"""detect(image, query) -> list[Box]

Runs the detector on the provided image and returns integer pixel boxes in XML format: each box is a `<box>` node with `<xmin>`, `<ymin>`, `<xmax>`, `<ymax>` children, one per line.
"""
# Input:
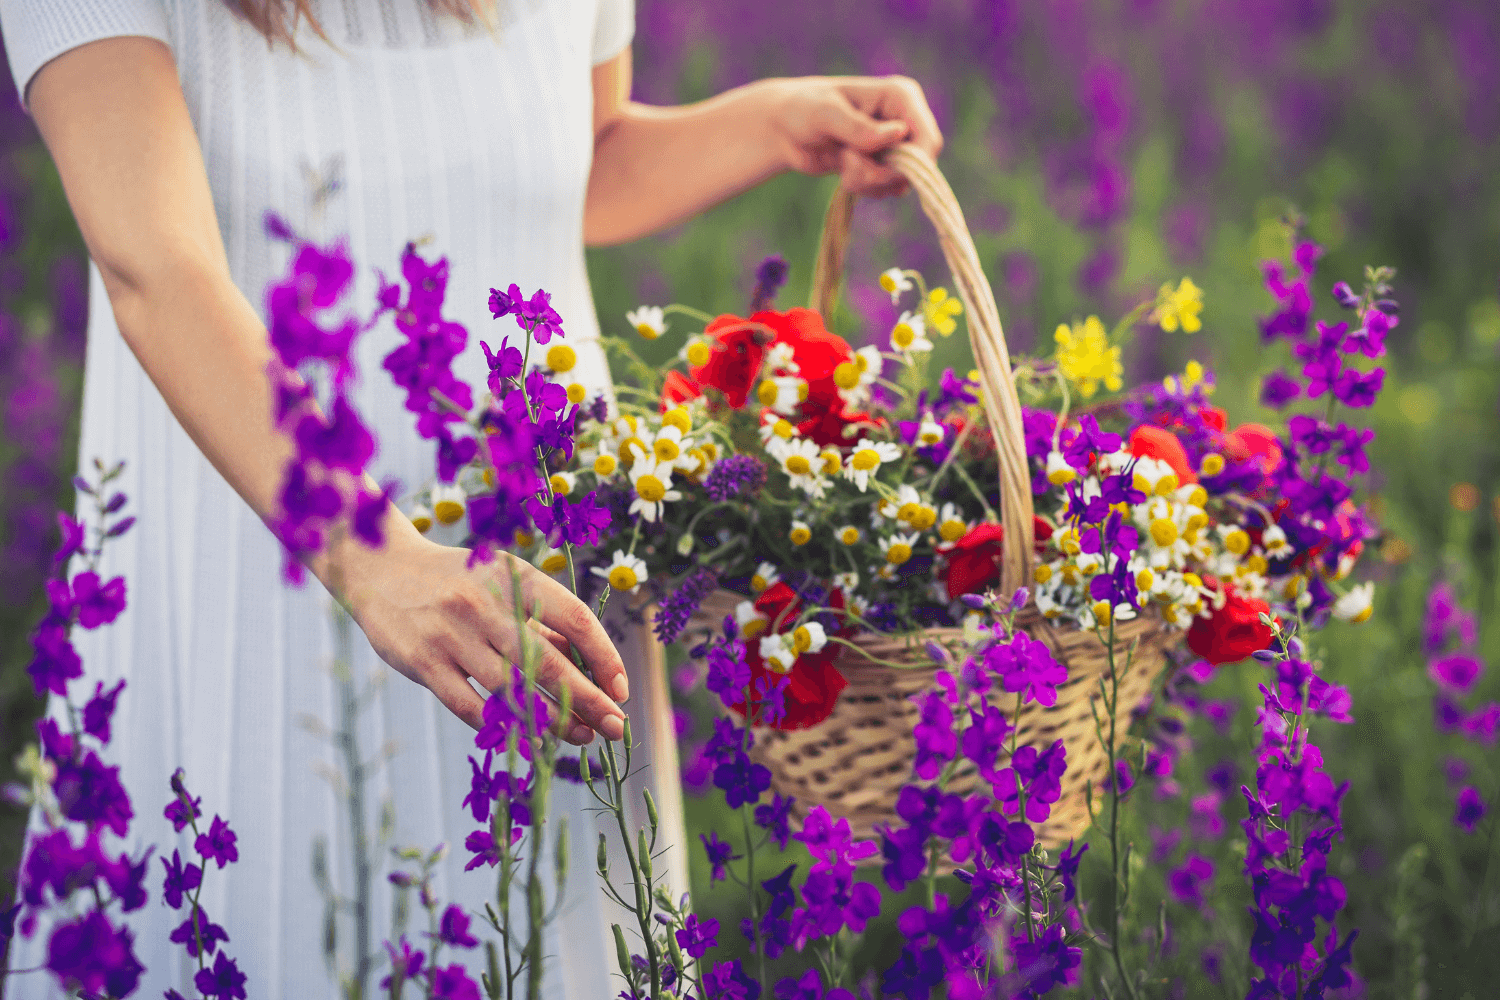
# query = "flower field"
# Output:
<box><xmin>1</xmin><ymin>2</ymin><xmax>1499</xmax><ymax>997</ymax></box>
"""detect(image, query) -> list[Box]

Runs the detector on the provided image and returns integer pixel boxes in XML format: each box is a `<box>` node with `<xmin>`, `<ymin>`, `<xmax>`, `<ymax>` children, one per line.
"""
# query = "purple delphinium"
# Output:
<box><xmin>1455</xmin><ymin>787</ymin><xmax>1488</xmax><ymax>833</ymax></box>
<box><xmin>654</xmin><ymin>567</ymin><xmax>720</xmax><ymax>645</ymax></box>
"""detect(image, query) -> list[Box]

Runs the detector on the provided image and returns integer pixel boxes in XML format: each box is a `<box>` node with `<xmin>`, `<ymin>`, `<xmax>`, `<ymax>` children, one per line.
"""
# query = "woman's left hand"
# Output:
<box><xmin>768</xmin><ymin>75</ymin><xmax>945</xmax><ymax>198</ymax></box>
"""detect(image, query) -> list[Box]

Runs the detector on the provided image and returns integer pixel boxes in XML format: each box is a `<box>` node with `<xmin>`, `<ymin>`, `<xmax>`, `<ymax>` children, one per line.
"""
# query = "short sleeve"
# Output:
<box><xmin>591</xmin><ymin>0</ymin><xmax>633</xmax><ymax>66</ymax></box>
<box><xmin>0</xmin><ymin>0</ymin><xmax>172</xmax><ymax>113</ymax></box>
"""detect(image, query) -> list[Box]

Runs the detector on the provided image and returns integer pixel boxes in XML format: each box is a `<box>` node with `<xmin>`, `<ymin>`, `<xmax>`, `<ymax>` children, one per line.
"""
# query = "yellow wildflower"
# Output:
<box><xmin>922</xmin><ymin>287</ymin><xmax>964</xmax><ymax>337</ymax></box>
<box><xmin>1053</xmin><ymin>316</ymin><xmax>1122</xmax><ymax>398</ymax></box>
<box><xmin>1151</xmin><ymin>277</ymin><xmax>1203</xmax><ymax>333</ymax></box>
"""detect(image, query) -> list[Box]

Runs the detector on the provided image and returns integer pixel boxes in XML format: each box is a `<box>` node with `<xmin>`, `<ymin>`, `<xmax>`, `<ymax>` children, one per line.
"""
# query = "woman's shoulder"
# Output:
<box><xmin>0</xmin><ymin>0</ymin><xmax>176</xmax><ymax>113</ymax></box>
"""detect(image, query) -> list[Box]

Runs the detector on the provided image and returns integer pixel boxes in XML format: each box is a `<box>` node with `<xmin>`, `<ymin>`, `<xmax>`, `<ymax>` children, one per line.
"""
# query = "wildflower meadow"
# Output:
<box><xmin>1</xmin><ymin>3</ymin><xmax>1499</xmax><ymax>999</ymax></box>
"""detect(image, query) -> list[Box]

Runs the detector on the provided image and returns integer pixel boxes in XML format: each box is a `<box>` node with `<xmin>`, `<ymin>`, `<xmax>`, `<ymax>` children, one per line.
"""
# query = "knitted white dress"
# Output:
<box><xmin>0</xmin><ymin>1</ymin><xmax>688</xmax><ymax>997</ymax></box>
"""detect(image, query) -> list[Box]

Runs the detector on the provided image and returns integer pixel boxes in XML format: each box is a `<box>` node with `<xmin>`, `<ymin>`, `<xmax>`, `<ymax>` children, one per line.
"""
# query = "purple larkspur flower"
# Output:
<box><xmin>1429</xmin><ymin>653</ymin><xmax>1484</xmax><ymax>695</ymax></box>
<box><xmin>26</xmin><ymin>616</ymin><xmax>82</xmax><ymax>697</ymax></box>
<box><xmin>1051</xmin><ymin>841</ymin><xmax>1088</xmax><ymax>902</ymax></box>
<box><xmin>754</xmin><ymin>792</ymin><xmax>795</xmax><ymax>850</ymax></box>
<box><xmin>700</xmin><ymin>831</ymin><xmax>740</xmax><ymax>882</ymax></box>
<box><xmin>1455</xmin><ymin>786</ymin><xmax>1488</xmax><ymax>833</ymax></box>
<box><xmin>195</xmin><ymin>815</ymin><xmax>239</xmax><ymax>869</ymax></box>
<box><xmin>675</xmin><ymin>912</ymin><xmax>720</xmax><ymax>959</ymax></box>
<box><xmin>1332</xmin><ymin>366</ymin><xmax>1384</xmax><ymax>408</ymax></box>
<box><xmin>53</xmin><ymin>749</ymin><xmax>133</xmax><ymax>837</ymax></box>
<box><xmin>527</xmin><ymin>491</ymin><xmax>611</xmax><ymax>548</ymax></box>
<box><xmin>1167</xmin><ymin>853</ymin><xmax>1215</xmax><ymax>907</ymax></box>
<box><xmin>910</xmin><ymin>685</ymin><xmax>957</xmax><ymax>781</ymax></box>
<box><xmin>704</xmin><ymin>959</ymin><xmax>761</xmax><ymax>1000</ymax></box>
<box><xmin>381</xmin><ymin>937</ymin><xmax>426</xmax><ymax>991</ymax></box>
<box><xmin>52</xmin><ymin>511</ymin><xmax>84</xmax><ymax>569</ymax></box>
<box><xmin>438</xmin><ymin>904</ymin><xmax>480</xmax><ymax>948</ymax></box>
<box><xmin>161</xmin><ymin>849</ymin><xmax>202</xmax><ymax>910</ymax></box>
<box><xmin>1260</xmin><ymin>370</ymin><xmax>1302</xmax><ymax>408</ymax></box>
<box><xmin>1008</xmin><ymin>922</ymin><xmax>1082</xmax><ymax>993</ymax></box>
<box><xmin>45</xmin><ymin>910</ymin><xmax>144</xmax><ymax>1000</ymax></box>
<box><xmin>750</xmin><ymin>254</ymin><xmax>789</xmax><ymax>312</ymax></box>
<box><xmin>195</xmin><ymin>950</ymin><xmax>248</xmax><ymax>1000</ymax></box>
<box><xmin>170</xmin><ymin>907</ymin><xmax>229</xmax><ymax>958</ymax></box>
<box><xmin>81</xmin><ymin>679</ymin><xmax>126</xmax><ymax>744</ymax></box>
<box><xmin>982</xmin><ymin>631</ymin><xmax>1067</xmax><ymax>708</ymax></box>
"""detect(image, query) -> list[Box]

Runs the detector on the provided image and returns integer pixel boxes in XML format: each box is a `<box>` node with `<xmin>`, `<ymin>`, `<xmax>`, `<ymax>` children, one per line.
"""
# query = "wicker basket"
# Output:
<box><xmin>697</xmin><ymin>145</ymin><xmax>1182</xmax><ymax>849</ymax></box>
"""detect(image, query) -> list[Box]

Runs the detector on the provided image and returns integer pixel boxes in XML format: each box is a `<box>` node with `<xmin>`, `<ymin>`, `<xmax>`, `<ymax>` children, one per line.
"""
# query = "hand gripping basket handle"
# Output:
<box><xmin>809</xmin><ymin>143</ymin><xmax>1036</xmax><ymax>594</ymax></box>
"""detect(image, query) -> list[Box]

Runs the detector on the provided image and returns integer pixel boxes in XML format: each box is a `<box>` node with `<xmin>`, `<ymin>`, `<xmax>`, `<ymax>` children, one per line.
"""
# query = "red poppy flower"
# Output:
<box><xmin>725</xmin><ymin>582</ymin><xmax>851</xmax><ymax>730</ymax></box>
<box><xmin>689</xmin><ymin>314</ymin><xmax>771</xmax><ymax>409</ymax></box>
<box><xmin>1128</xmin><ymin>425</ymin><xmax>1197</xmax><ymax>485</ymax></box>
<box><xmin>1186</xmin><ymin>581</ymin><xmax>1274</xmax><ymax>665</ymax></box>
<box><xmin>1200</xmin><ymin>406</ymin><xmax>1228</xmax><ymax>432</ymax></box>
<box><xmin>660</xmin><ymin>369</ymin><xmax>703</xmax><ymax>411</ymax></box>
<box><xmin>1224</xmin><ymin>422</ymin><xmax>1283</xmax><ymax>475</ymax></box>
<box><xmin>944</xmin><ymin>522</ymin><xmax>1006</xmax><ymax>601</ymax></box>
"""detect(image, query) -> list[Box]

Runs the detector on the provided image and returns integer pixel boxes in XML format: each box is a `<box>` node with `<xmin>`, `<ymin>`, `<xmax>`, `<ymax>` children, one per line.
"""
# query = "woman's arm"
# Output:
<box><xmin>28</xmin><ymin>37</ymin><xmax>628</xmax><ymax>740</ymax></box>
<box><xmin>585</xmin><ymin>49</ymin><xmax>944</xmax><ymax>247</ymax></box>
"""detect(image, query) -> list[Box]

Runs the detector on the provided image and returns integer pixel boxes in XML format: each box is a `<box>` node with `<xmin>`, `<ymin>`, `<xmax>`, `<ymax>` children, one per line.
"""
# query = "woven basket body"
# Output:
<box><xmin>700</xmin><ymin>145</ymin><xmax>1182</xmax><ymax>850</ymax></box>
<box><xmin>694</xmin><ymin>592</ymin><xmax>1174</xmax><ymax>848</ymax></box>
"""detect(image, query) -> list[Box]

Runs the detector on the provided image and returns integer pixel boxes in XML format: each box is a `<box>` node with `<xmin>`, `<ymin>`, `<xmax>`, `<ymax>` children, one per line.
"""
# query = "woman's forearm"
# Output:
<box><xmin>583</xmin><ymin>78</ymin><xmax>794</xmax><ymax>247</ymax></box>
<box><xmin>105</xmin><ymin>257</ymin><xmax>424</xmax><ymax>595</ymax></box>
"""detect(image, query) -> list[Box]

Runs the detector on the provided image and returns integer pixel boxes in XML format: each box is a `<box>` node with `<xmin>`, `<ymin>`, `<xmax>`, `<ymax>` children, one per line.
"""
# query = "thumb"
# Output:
<box><xmin>821</xmin><ymin>98</ymin><xmax>909</xmax><ymax>155</ymax></box>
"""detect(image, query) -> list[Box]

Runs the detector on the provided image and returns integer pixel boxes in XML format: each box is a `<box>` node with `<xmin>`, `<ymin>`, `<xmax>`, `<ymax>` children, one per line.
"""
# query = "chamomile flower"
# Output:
<box><xmin>758</xmin><ymin>414</ymin><xmax>798</xmax><ymax>447</ymax></box>
<box><xmin>915</xmin><ymin>412</ymin><xmax>945</xmax><ymax>447</ymax></box>
<box><xmin>547</xmin><ymin>471</ymin><xmax>576</xmax><ymax>497</ymax></box>
<box><xmin>766</xmin><ymin>342</ymin><xmax>799</xmax><ymax>373</ymax></box>
<box><xmin>776</xmin><ymin>438</ymin><xmax>825</xmax><ymax>495</ymax></box>
<box><xmin>937</xmin><ymin>504</ymin><xmax>969</xmax><ymax>543</ymax></box>
<box><xmin>792</xmin><ymin>621</ymin><xmax>827</xmax><ymax>654</ymax></box>
<box><xmin>736</xmin><ymin>600</ymin><xmax>769</xmax><ymax>638</ymax></box>
<box><xmin>1045</xmin><ymin>451</ymin><xmax>1077</xmax><ymax>486</ymax></box>
<box><xmin>880</xmin><ymin>532</ymin><xmax>919</xmax><ymax>565</ymax></box>
<box><xmin>1332</xmin><ymin>582</ymin><xmax>1375</xmax><ymax>623</ymax></box>
<box><xmin>536</xmin><ymin>547</ymin><xmax>569</xmax><ymax>574</ymax></box>
<box><xmin>834</xmin><ymin>345</ymin><xmax>884</xmax><ymax>406</ymax></box>
<box><xmin>661</xmin><ymin>406</ymin><xmax>693</xmax><ymax>435</ymax></box>
<box><xmin>627</xmin><ymin>450</ymin><xmax>682</xmax><ymax>522</ymax></box>
<box><xmin>879</xmin><ymin>267</ymin><xmax>914</xmax><ymax>303</ymax></box>
<box><xmin>890</xmin><ymin>311</ymin><xmax>934</xmax><ymax>358</ymax></box>
<box><xmin>751</xmin><ymin>561</ymin><xmax>779</xmax><ymax>594</ymax></box>
<box><xmin>891</xmin><ymin>484</ymin><xmax>923</xmax><ymax>524</ymax></box>
<box><xmin>432</xmin><ymin>484</ymin><xmax>467</xmax><ymax>525</ymax></box>
<box><xmin>847</xmin><ymin>595</ymin><xmax>871</xmax><ymax>619</ymax></box>
<box><xmin>843</xmin><ymin>438</ymin><xmax>902</xmax><ymax>492</ymax></box>
<box><xmin>789</xmin><ymin>520</ymin><xmax>812</xmax><ymax>546</ymax></box>
<box><xmin>836</xmin><ymin>524</ymin><xmax>862</xmax><ymax>546</ymax></box>
<box><xmin>651</xmin><ymin>425</ymin><xmax>687</xmax><ymax>465</ymax></box>
<box><xmin>626</xmin><ymin>306</ymin><xmax>667</xmax><ymax>340</ymax></box>
<box><xmin>680</xmin><ymin>336</ymin><xmax>712</xmax><ymax>368</ymax></box>
<box><xmin>833</xmin><ymin>571</ymin><xmax>860</xmax><ymax>593</ymax></box>
<box><xmin>760</xmin><ymin>634</ymin><xmax>797</xmax><ymax>674</ymax></box>
<box><xmin>408</xmin><ymin>503</ymin><xmax>434</xmax><ymax>534</ymax></box>
<box><xmin>592</xmin><ymin>551</ymin><xmax>648</xmax><ymax>593</ymax></box>
<box><xmin>756</xmin><ymin>375</ymin><xmax>808</xmax><ymax>416</ymax></box>
<box><xmin>1261</xmin><ymin>525</ymin><xmax>1292</xmax><ymax>558</ymax></box>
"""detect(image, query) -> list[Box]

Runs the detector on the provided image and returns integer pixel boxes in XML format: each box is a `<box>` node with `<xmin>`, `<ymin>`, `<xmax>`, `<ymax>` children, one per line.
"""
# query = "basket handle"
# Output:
<box><xmin>809</xmin><ymin>143</ymin><xmax>1036</xmax><ymax>595</ymax></box>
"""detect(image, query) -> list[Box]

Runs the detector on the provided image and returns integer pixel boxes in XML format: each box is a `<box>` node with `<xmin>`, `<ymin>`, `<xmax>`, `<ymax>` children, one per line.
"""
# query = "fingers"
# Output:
<box><xmin>421</xmin><ymin>661</ymin><xmax>489</xmax><ymax>731</ymax></box>
<box><xmin>839</xmin><ymin>147</ymin><xmax>908</xmax><ymax>197</ymax></box>
<box><xmin>527</xmin><ymin>618</ymin><xmax>575</xmax><ymax>663</ymax></box>
<box><xmin>816</xmin><ymin>93</ymin><xmax>909</xmax><ymax>158</ymax></box>
<box><xmin>454</xmin><ymin>630</ymin><xmax>599</xmax><ymax>745</ymax></box>
<box><xmin>518</xmin><ymin>568</ymin><xmax>631</xmax><ymax>705</ymax></box>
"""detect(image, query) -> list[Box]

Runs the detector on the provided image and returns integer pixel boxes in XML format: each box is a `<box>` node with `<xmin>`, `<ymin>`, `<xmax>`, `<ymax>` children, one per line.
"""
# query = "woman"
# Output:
<box><xmin>0</xmin><ymin>0</ymin><xmax>942</xmax><ymax>995</ymax></box>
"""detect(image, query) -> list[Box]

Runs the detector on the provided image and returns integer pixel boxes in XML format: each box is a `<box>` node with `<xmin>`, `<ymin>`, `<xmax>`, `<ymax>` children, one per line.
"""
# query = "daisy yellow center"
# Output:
<box><xmin>1186</xmin><ymin>511</ymin><xmax>1209</xmax><ymax>532</ymax></box>
<box><xmin>879</xmin><ymin>272</ymin><xmax>899</xmax><ymax>293</ymax></box>
<box><xmin>851</xmin><ymin>448</ymin><xmax>881</xmax><ymax>472</ymax></box>
<box><xmin>892</xmin><ymin>323</ymin><xmax>916</xmax><ymax>349</ymax></box>
<box><xmin>1246</xmin><ymin>554</ymin><xmax>1269</xmax><ymax>574</ymax></box>
<box><xmin>636</xmin><ymin>475</ymin><xmax>667</xmax><ymax>503</ymax></box>
<box><xmin>792</xmin><ymin>626</ymin><xmax>815</xmax><ymax>653</ymax></box>
<box><xmin>1186</xmin><ymin>486</ymin><xmax>1208</xmax><ymax>508</ymax></box>
<box><xmin>655</xmin><ymin>438</ymin><xmax>681</xmax><ymax>462</ymax></box>
<box><xmin>548</xmin><ymin>474</ymin><xmax>571</xmax><ymax>495</ymax></box>
<box><xmin>1155</xmin><ymin>473</ymin><xmax>1180</xmax><ymax>497</ymax></box>
<box><xmin>1200</xmin><ymin>453</ymin><xmax>1225</xmax><ymax>476</ymax></box>
<box><xmin>662</xmin><ymin>408</ymin><xmax>692</xmax><ymax>433</ymax></box>
<box><xmin>919</xmin><ymin>428</ymin><xmax>942</xmax><ymax>445</ymax></box>
<box><xmin>545</xmin><ymin>344</ymin><xmax>577</xmax><ymax>373</ymax></box>
<box><xmin>483</xmin><ymin>468</ymin><xmax>496</xmax><ymax>488</ymax></box>
<box><xmin>785</xmin><ymin>454</ymin><xmax>812</xmax><ymax>476</ymax></box>
<box><xmin>820</xmin><ymin>450</ymin><xmax>843</xmax><ymax>476</ymax></box>
<box><xmin>757</xmin><ymin>381</ymin><xmax>780</xmax><ymax>406</ymax></box>
<box><xmin>839</xmin><ymin>527</ymin><xmax>860</xmax><ymax>545</ymax></box>
<box><xmin>685</xmin><ymin>341</ymin><xmax>711</xmax><ymax>367</ymax></box>
<box><xmin>566</xmin><ymin>383</ymin><xmax>587</xmax><ymax>404</ymax></box>
<box><xmin>618</xmin><ymin>437</ymin><xmax>646</xmax><ymax>464</ymax></box>
<box><xmin>910</xmin><ymin>506</ymin><xmax>937</xmax><ymax>530</ymax></box>
<box><xmin>751</xmin><ymin>574</ymin><xmax>770</xmax><ymax>593</ymax></box>
<box><xmin>773</xmin><ymin>420</ymin><xmax>794</xmax><ymax>439</ymax></box>
<box><xmin>636</xmin><ymin>323</ymin><xmax>659</xmax><ymax>340</ymax></box>
<box><xmin>1136</xmin><ymin>568</ymin><xmax>1155</xmax><ymax>591</ymax></box>
<box><xmin>886</xmin><ymin>542</ymin><xmax>913</xmax><ymax>565</ymax></box>
<box><xmin>1093</xmin><ymin>601</ymin><xmax>1113</xmax><ymax>626</ymax></box>
<box><xmin>593</xmin><ymin>454</ymin><xmax>618</xmax><ymax>476</ymax></box>
<box><xmin>701</xmin><ymin>442</ymin><xmax>719</xmax><ymax>461</ymax></box>
<box><xmin>1351</xmin><ymin>604</ymin><xmax>1373</xmax><ymax>624</ymax></box>
<box><xmin>939</xmin><ymin>519</ymin><xmax>967</xmax><ymax>542</ymax></box>
<box><xmin>608</xmin><ymin>566</ymin><xmax>639</xmax><ymax>590</ymax></box>
<box><xmin>789</xmin><ymin>525</ymin><xmax>811</xmax><ymax>546</ymax></box>
<box><xmin>541</xmin><ymin>553</ymin><xmax>568</xmax><ymax>573</ymax></box>
<box><xmin>833</xmin><ymin>361</ymin><xmax>860</xmax><ymax>390</ymax></box>
<box><xmin>1224</xmin><ymin>529</ymin><xmax>1251</xmax><ymax>555</ymax></box>
<box><xmin>855</xmin><ymin>354</ymin><xmax>871</xmax><ymax>373</ymax></box>
<box><xmin>513</xmin><ymin>530</ymin><xmax>535</xmax><ymax>548</ymax></box>
<box><xmin>1150</xmin><ymin>519</ymin><xmax>1179</xmax><ymax>547</ymax></box>
<box><xmin>434</xmin><ymin>498</ymin><xmax>465</xmax><ymax>524</ymax></box>
<box><xmin>896</xmin><ymin>502</ymin><xmax>920</xmax><ymax>522</ymax></box>
<box><xmin>410</xmin><ymin>511</ymin><xmax>433</xmax><ymax>533</ymax></box>
<box><xmin>1033</xmin><ymin>564</ymin><xmax>1053</xmax><ymax>583</ymax></box>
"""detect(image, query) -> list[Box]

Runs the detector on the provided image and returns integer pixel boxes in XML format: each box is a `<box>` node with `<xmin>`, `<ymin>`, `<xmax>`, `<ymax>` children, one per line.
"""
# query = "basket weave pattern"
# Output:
<box><xmin>704</xmin><ymin>144</ymin><xmax>1181</xmax><ymax>851</ymax></box>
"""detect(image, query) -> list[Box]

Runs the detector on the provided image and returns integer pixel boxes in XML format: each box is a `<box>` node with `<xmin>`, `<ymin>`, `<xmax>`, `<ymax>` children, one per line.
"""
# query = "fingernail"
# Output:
<box><xmin>611</xmin><ymin>676</ymin><xmax>630</xmax><ymax>703</ymax></box>
<box><xmin>599</xmin><ymin>714</ymin><xmax>626</xmax><ymax>742</ymax></box>
<box><xmin>568</xmin><ymin>722</ymin><xmax>594</xmax><ymax>744</ymax></box>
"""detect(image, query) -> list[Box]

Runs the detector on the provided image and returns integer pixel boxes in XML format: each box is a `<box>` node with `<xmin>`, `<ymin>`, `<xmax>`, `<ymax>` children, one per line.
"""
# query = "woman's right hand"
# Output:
<box><xmin>332</xmin><ymin>518</ymin><xmax>629</xmax><ymax>745</ymax></box>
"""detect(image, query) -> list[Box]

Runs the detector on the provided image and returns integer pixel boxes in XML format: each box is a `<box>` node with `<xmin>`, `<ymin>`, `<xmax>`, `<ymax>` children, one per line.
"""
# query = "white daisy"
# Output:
<box><xmin>759</xmin><ymin>633</ymin><xmax>797</xmax><ymax>674</ymax></box>
<box><xmin>750</xmin><ymin>561</ymin><xmax>780</xmax><ymax>594</ymax></box>
<box><xmin>627</xmin><ymin>449</ymin><xmax>682</xmax><ymax>522</ymax></box>
<box><xmin>776</xmin><ymin>438</ymin><xmax>826</xmax><ymax>495</ymax></box>
<box><xmin>889</xmin><ymin>310</ymin><xmax>933</xmax><ymax>358</ymax></box>
<box><xmin>626</xmin><ymin>305</ymin><xmax>668</xmax><ymax>340</ymax></box>
<box><xmin>591</xmin><ymin>551</ymin><xmax>648</xmax><ymax>593</ymax></box>
<box><xmin>791</xmin><ymin>621</ymin><xmax>828</xmax><ymax>655</ymax></box>
<box><xmin>736</xmin><ymin>600</ymin><xmax>769</xmax><ymax>638</ymax></box>
<box><xmin>843</xmin><ymin>438</ymin><xmax>903</xmax><ymax>492</ymax></box>
<box><xmin>1332</xmin><ymin>582</ymin><xmax>1374</xmax><ymax>623</ymax></box>
<box><xmin>879</xmin><ymin>267</ymin><xmax>914</xmax><ymax>303</ymax></box>
<box><xmin>765</xmin><ymin>342</ymin><xmax>799</xmax><ymax>373</ymax></box>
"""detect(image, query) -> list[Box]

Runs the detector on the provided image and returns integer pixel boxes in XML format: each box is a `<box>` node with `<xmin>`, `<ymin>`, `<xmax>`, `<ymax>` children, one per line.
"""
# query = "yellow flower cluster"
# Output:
<box><xmin>1053</xmin><ymin>316</ymin><xmax>1122</xmax><ymax>398</ymax></box>
<box><xmin>1151</xmin><ymin>277</ymin><xmax>1204</xmax><ymax>333</ymax></box>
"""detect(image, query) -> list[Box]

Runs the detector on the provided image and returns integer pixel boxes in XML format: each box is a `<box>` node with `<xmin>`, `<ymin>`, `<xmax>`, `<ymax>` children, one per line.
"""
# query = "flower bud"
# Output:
<box><xmin>597</xmin><ymin>833</ymin><xmax>609</xmax><ymax>876</ymax></box>
<box><xmin>959</xmin><ymin>593</ymin><xmax>988</xmax><ymax>610</ymax></box>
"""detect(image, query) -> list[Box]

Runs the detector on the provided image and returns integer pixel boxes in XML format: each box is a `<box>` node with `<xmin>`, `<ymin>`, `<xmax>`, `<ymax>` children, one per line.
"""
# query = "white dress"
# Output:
<box><xmin>0</xmin><ymin>1</ymin><xmax>689</xmax><ymax>997</ymax></box>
